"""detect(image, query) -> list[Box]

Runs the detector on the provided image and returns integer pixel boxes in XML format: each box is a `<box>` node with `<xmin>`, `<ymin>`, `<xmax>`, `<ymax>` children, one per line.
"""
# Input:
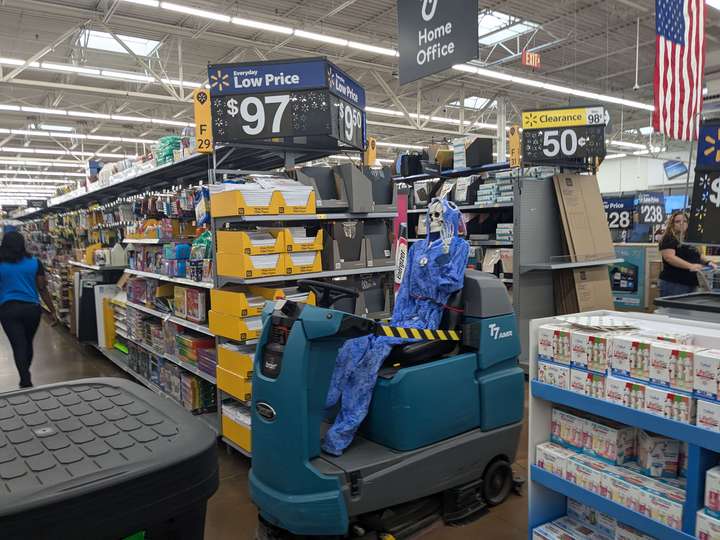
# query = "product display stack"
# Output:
<box><xmin>529</xmin><ymin>309</ymin><xmax>720</xmax><ymax>539</ymax></box>
<box><xmin>209</xmin><ymin>164</ymin><xmax>398</xmax><ymax>456</ymax></box>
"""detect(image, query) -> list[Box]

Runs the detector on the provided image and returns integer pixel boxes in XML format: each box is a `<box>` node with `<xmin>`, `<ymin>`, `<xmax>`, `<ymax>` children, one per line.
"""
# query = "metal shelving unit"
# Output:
<box><xmin>217</xmin><ymin>265</ymin><xmax>396</xmax><ymax>287</ymax></box>
<box><xmin>122</xmin><ymin>238</ymin><xmax>187</xmax><ymax>245</ymax></box>
<box><xmin>91</xmin><ymin>343</ymin><xmax>218</xmax><ymax>433</ymax></box>
<box><xmin>124</xmin><ymin>269</ymin><xmax>214</xmax><ymax>289</ymax></box>
<box><xmin>126</xmin><ymin>300</ymin><xmax>214</xmax><ymax>336</ymax></box>
<box><xmin>68</xmin><ymin>260</ymin><xmax>126</xmax><ymax>271</ymax></box>
<box><xmin>407</xmin><ymin>202</ymin><xmax>513</xmax><ymax>214</ymax></box>
<box><xmin>214</xmin><ymin>211</ymin><xmax>397</xmax><ymax>226</ymax></box>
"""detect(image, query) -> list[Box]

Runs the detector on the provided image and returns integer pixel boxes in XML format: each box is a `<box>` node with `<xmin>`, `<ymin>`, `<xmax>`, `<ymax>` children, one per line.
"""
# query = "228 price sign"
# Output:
<box><xmin>603</xmin><ymin>197</ymin><xmax>634</xmax><ymax>229</ymax></box>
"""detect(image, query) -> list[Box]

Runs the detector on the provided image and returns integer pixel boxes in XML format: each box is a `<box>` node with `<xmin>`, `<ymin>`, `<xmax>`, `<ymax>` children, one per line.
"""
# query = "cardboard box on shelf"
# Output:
<box><xmin>532</xmin><ymin>522</ymin><xmax>574</xmax><ymax>540</ymax></box>
<box><xmin>707</xmin><ymin>466</ymin><xmax>720</xmax><ymax>518</ymax></box>
<box><xmin>551</xmin><ymin>408</ymin><xmax>588</xmax><ymax>452</ymax></box>
<box><xmin>210</xmin><ymin>285</ymin><xmax>283</xmax><ymax>318</ymax></box>
<box><xmin>604</xmin><ymin>375</ymin><xmax>646</xmax><ymax>411</ymax></box>
<box><xmin>644</xmin><ymin>385</ymin><xmax>695</xmax><ymax>424</ymax></box>
<box><xmin>552</xmin><ymin>516</ymin><xmax>607</xmax><ymax>539</ymax></box>
<box><xmin>697</xmin><ymin>509</ymin><xmax>720</xmax><ymax>540</ymax></box>
<box><xmin>610</xmin><ymin>335</ymin><xmax>653</xmax><ymax>381</ymax></box>
<box><xmin>566</xmin><ymin>454</ymin><xmax>613</xmax><ymax>496</ymax></box>
<box><xmin>535</xmin><ymin>442</ymin><xmax>577</xmax><ymax>478</ymax></box>
<box><xmin>566</xmin><ymin>498</ymin><xmax>616</xmax><ymax>538</ymax></box>
<box><xmin>585</xmin><ymin>419</ymin><xmax>636</xmax><ymax>466</ymax></box>
<box><xmin>538</xmin><ymin>323</ymin><xmax>572</xmax><ymax>364</ymax></box>
<box><xmin>217</xmin><ymin>252</ymin><xmax>284</xmax><ymax>279</ymax></box>
<box><xmin>697</xmin><ymin>398</ymin><xmax>720</xmax><ymax>433</ymax></box>
<box><xmin>615</xmin><ymin>522</ymin><xmax>656</xmax><ymax>540</ymax></box>
<box><xmin>538</xmin><ymin>360</ymin><xmax>570</xmax><ymax>390</ymax></box>
<box><xmin>569</xmin><ymin>369</ymin><xmax>606</xmax><ymax>399</ymax></box>
<box><xmin>650</xmin><ymin>342</ymin><xmax>698</xmax><ymax>391</ymax></box>
<box><xmin>695</xmin><ymin>349</ymin><xmax>720</xmax><ymax>399</ymax></box>
<box><xmin>636</xmin><ymin>429</ymin><xmax>680</xmax><ymax>478</ymax></box>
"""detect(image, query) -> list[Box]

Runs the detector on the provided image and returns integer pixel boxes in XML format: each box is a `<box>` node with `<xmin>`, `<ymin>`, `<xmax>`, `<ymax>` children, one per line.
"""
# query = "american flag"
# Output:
<box><xmin>653</xmin><ymin>0</ymin><xmax>706</xmax><ymax>141</ymax></box>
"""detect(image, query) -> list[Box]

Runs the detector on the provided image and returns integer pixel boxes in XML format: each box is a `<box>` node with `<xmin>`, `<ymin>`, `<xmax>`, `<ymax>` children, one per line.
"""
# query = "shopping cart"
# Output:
<box><xmin>698</xmin><ymin>267</ymin><xmax>720</xmax><ymax>292</ymax></box>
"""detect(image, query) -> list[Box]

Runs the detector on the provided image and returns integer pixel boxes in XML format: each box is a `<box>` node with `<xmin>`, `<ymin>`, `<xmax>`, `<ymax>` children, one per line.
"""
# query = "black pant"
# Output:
<box><xmin>0</xmin><ymin>301</ymin><xmax>41</xmax><ymax>387</ymax></box>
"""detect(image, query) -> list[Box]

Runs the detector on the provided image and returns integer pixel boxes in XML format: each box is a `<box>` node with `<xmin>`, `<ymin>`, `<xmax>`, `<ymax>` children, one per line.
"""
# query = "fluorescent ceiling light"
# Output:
<box><xmin>160</xmin><ymin>78</ymin><xmax>201</xmax><ymax>88</ymax></box>
<box><xmin>604</xmin><ymin>153</ymin><xmax>627</xmax><ymax>160</ymax></box>
<box><xmin>101</xmin><ymin>70</ymin><xmax>155</xmax><ymax>83</ymax></box>
<box><xmin>478</xmin><ymin>10</ymin><xmax>539</xmax><ymax>46</ymax></box>
<box><xmin>347</xmin><ymin>41</ymin><xmax>398</xmax><ymax>57</ymax></box>
<box><xmin>151</xmin><ymin>118</ymin><xmax>189</xmax><ymax>127</ymax></box>
<box><xmin>452</xmin><ymin>65</ymin><xmax>654</xmax><ymax>111</ymax></box>
<box><xmin>0</xmin><ymin>105</ymin><xmax>21</xmax><ymax>112</ymax></box>
<box><xmin>376</xmin><ymin>141</ymin><xmax>426</xmax><ymax>150</ymax></box>
<box><xmin>0</xmin><ymin>147</ymin><xmax>135</xmax><ymax>159</ymax></box>
<box><xmin>294</xmin><ymin>29</ymin><xmax>348</xmax><ymax>46</ymax></box>
<box><xmin>110</xmin><ymin>115</ymin><xmax>147</xmax><ymax>123</ymax></box>
<box><xmin>366</xmin><ymin>106</ymin><xmax>497</xmax><ymax>130</ymax></box>
<box><xmin>0</xmin><ymin>170</ymin><xmax>84</xmax><ymax>177</ymax></box>
<box><xmin>11</xmin><ymin>129</ymin><xmax>49</xmax><ymax>137</ymax></box>
<box><xmin>21</xmin><ymin>106</ymin><xmax>66</xmax><ymax>116</ymax></box>
<box><xmin>366</xmin><ymin>106</ymin><xmax>403</xmax><ymax>117</ymax></box>
<box><xmin>68</xmin><ymin>111</ymin><xmax>112</xmax><ymax>120</ymax></box>
<box><xmin>0</xmin><ymin>57</ymin><xmax>25</xmax><ymax>66</ymax></box>
<box><xmin>80</xmin><ymin>29</ymin><xmax>160</xmax><ymax>56</ymax></box>
<box><xmin>376</xmin><ymin>158</ymin><xmax>395</xmax><ymax>164</ymax></box>
<box><xmin>40</xmin><ymin>62</ymin><xmax>100</xmax><ymax>76</ymax></box>
<box><xmin>160</xmin><ymin>2</ymin><xmax>230</xmax><ymax>22</ymax></box>
<box><xmin>448</xmin><ymin>96</ymin><xmax>494</xmax><ymax>110</ymax></box>
<box><xmin>121</xmin><ymin>0</ymin><xmax>160</xmax><ymax>6</ymax></box>
<box><xmin>39</xmin><ymin>124</ymin><xmax>74</xmax><ymax>132</ymax></box>
<box><xmin>0</xmin><ymin>159</ymin><xmax>84</xmax><ymax>168</ymax></box>
<box><xmin>231</xmin><ymin>17</ymin><xmax>293</xmax><ymax>35</ymax></box>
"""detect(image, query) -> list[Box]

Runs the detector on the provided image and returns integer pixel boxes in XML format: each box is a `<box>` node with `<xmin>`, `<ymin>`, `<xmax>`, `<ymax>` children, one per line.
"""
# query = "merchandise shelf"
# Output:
<box><xmin>222</xmin><ymin>436</ymin><xmax>251</xmax><ymax>458</ymax></box>
<box><xmin>532</xmin><ymin>379</ymin><xmax>720</xmax><ymax>453</ymax></box>
<box><xmin>407</xmin><ymin>202</ymin><xmax>513</xmax><ymax>214</ymax></box>
<box><xmin>124</xmin><ymin>268</ymin><xmax>214</xmax><ymax>289</ymax></box>
<box><xmin>528</xmin><ymin>310</ymin><xmax>720</xmax><ymax>539</ymax></box>
<box><xmin>217</xmin><ymin>265</ymin><xmax>395</xmax><ymax>286</ymax></box>
<box><xmin>531</xmin><ymin>466</ymin><xmax>694</xmax><ymax>540</ymax></box>
<box><xmin>68</xmin><ymin>261</ymin><xmax>125</xmax><ymax>271</ymax></box>
<box><xmin>214</xmin><ymin>211</ymin><xmax>397</xmax><ymax>226</ymax></box>
<box><xmin>392</xmin><ymin>162</ymin><xmax>510</xmax><ymax>183</ymax></box>
<box><xmin>520</xmin><ymin>257</ymin><xmax>623</xmax><ymax>273</ymax></box>
<box><xmin>122</xmin><ymin>238</ymin><xmax>188</xmax><ymax>245</ymax></box>
<box><xmin>124</xmin><ymin>332</ymin><xmax>217</xmax><ymax>385</ymax></box>
<box><xmin>91</xmin><ymin>343</ymin><xmax>218</xmax><ymax>433</ymax></box>
<box><xmin>126</xmin><ymin>300</ymin><xmax>214</xmax><ymax>336</ymax></box>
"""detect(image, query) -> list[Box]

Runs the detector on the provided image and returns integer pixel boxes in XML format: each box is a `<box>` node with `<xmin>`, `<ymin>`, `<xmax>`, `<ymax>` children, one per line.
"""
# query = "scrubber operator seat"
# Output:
<box><xmin>385</xmin><ymin>288</ymin><xmax>464</xmax><ymax>366</ymax></box>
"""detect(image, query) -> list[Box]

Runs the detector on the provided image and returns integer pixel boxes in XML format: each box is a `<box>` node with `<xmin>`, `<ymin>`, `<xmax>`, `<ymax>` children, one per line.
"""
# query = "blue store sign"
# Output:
<box><xmin>207</xmin><ymin>58</ymin><xmax>366</xmax><ymax>151</ymax></box>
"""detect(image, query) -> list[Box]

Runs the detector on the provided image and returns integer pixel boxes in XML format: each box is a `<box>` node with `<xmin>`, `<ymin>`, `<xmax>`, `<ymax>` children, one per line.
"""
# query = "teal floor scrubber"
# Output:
<box><xmin>250</xmin><ymin>271</ymin><xmax>525</xmax><ymax>538</ymax></box>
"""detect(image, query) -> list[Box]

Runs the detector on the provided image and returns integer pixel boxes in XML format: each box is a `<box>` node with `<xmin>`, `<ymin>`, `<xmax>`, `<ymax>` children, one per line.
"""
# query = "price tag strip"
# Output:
<box><xmin>521</xmin><ymin>105</ymin><xmax>607</xmax><ymax>165</ymax></box>
<box><xmin>207</xmin><ymin>59</ymin><xmax>366</xmax><ymax>151</ymax></box>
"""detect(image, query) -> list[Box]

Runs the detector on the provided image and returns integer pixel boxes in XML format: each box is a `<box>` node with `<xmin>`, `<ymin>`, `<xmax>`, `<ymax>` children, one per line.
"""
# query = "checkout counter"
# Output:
<box><xmin>655</xmin><ymin>292</ymin><xmax>720</xmax><ymax>323</ymax></box>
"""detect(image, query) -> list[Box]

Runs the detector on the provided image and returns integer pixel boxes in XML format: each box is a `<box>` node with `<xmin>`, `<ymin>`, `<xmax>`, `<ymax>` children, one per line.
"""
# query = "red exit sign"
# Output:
<box><xmin>522</xmin><ymin>50</ymin><xmax>541</xmax><ymax>69</ymax></box>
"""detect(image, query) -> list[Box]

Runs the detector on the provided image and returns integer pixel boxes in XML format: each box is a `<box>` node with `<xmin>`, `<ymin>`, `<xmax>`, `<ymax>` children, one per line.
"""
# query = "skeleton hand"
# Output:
<box><xmin>440</xmin><ymin>220</ymin><xmax>454</xmax><ymax>254</ymax></box>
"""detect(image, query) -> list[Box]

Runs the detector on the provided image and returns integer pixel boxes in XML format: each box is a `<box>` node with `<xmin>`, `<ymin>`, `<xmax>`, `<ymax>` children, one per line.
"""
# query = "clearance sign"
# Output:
<box><xmin>521</xmin><ymin>106</ymin><xmax>606</xmax><ymax>130</ymax></box>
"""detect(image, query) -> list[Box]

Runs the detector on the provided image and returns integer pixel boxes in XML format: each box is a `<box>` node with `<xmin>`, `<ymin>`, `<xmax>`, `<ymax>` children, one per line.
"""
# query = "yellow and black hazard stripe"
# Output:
<box><xmin>377</xmin><ymin>325</ymin><xmax>461</xmax><ymax>341</ymax></box>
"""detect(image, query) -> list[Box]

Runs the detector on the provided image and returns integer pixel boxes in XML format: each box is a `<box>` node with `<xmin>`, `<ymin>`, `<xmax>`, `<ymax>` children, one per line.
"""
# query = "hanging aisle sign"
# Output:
<box><xmin>397</xmin><ymin>0</ymin><xmax>479</xmax><ymax>85</ymax></box>
<box><xmin>192</xmin><ymin>88</ymin><xmax>213</xmax><ymax>154</ymax></box>
<box><xmin>688</xmin><ymin>121</ymin><xmax>720</xmax><ymax>245</ymax></box>
<box><xmin>207</xmin><ymin>58</ymin><xmax>366</xmax><ymax>151</ymax></box>
<box><xmin>521</xmin><ymin>105</ymin><xmax>607</xmax><ymax>165</ymax></box>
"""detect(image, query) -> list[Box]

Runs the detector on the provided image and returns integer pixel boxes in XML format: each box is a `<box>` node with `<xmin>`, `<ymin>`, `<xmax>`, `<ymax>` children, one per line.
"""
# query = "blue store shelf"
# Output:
<box><xmin>531</xmin><ymin>466</ymin><xmax>695</xmax><ymax>540</ymax></box>
<box><xmin>531</xmin><ymin>380</ymin><xmax>720</xmax><ymax>453</ymax></box>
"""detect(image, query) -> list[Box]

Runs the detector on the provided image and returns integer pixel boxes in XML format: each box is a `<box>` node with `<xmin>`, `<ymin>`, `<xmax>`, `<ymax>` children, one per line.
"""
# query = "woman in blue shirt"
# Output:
<box><xmin>0</xmin><ymin>232</ymin><xmax>55</xmax><ymax>388</ymax></box>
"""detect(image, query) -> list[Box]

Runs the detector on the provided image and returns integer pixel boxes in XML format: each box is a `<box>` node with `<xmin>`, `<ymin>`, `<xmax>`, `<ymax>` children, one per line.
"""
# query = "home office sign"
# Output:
<box><xmin>397</xmin><ymin>0</ymin><xmax>479</xmax><ymax>85</ymax></box>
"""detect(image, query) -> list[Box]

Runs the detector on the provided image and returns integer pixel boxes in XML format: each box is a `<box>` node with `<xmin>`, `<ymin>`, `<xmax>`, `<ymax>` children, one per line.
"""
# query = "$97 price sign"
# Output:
<box><xmin>213</xmin><ymin>93</ymin><xmax>295</xmax><ymax>141</ymax></box>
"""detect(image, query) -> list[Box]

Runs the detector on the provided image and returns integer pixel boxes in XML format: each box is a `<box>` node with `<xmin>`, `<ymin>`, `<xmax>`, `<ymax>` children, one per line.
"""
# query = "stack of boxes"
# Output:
<box><xmin>495</xmin><ymin>223</ymin><xmax>513</xmax><ymax>243</ymax></box>
<box><xmin>537</xmin><ymin>407</ymin><xmax>687</xmax><ymax>531</ymax></box>
<box><xmin>536</xmin><ymin>320</ymin><xmax>720</xmax><ymax>428</ymax></box>
<box><xmin>473</xmin><ymin>178</ymin><xmax>514</xmax><ymax>206</ymax></box>
<box><xmin>533</xmin><ymin>498</ymin><xmax>654</xmax><ymax>539</ymax></box>
<box><xmin>216</xmin><ymin>227</ymin><xmax>323</xmax><ymax>279</ymax></box>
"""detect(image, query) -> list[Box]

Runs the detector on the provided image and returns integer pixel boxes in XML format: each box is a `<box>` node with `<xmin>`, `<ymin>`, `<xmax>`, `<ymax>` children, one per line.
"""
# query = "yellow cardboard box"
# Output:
<box><xmin>217</xmin><ymin>252</ymin><xmax>283</xmax><ymax>279</ymax></box>
<box><xmin>211</xmin><ymin>286</ymin><xmax>283</xmax><ymax>317</ymax></box>
<box><xmin>216</xmin><ymin>230</ymin><xmax>285</xmax><ymax>255</ymax></box>
<box><xmin>209</xmin><ymin>311</ymin><xmax>262</xmax><ymax>341</ymax></box>
<box><xmin>221</xmin><ymin>415</ymin><xmax>251</xmax><ymax>452</ymax></box>
<box><xmin>217</xmin><ymin>365</ymin><xmax>252</xmax><ymax>401</ymax></box>
<box><xmin>218</xmin><ymin>345</ymin><xmax>254</xmax><ymax>377</ymax></box>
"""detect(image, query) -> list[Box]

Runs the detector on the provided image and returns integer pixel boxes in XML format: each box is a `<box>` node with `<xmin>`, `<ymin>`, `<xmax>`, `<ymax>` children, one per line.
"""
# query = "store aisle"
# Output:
<box><xmin>0</xmin><ymin>321</ymin><xmax>528</xmax><ymax>540</ymax></box>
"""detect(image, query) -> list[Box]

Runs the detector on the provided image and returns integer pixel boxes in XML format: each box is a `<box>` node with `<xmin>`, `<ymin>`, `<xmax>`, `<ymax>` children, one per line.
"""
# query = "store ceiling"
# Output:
<box><xmin>0</xmin><ymin>0</ymin><xmax>717</xmax><ymax>166</ymax></box>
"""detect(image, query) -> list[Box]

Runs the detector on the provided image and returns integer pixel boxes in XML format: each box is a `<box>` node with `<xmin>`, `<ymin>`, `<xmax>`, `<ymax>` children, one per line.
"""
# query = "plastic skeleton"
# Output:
<box><xmin>322</xmin><ymin>198</ymin><xmax>469</xmax><ymax>455</ymax></box>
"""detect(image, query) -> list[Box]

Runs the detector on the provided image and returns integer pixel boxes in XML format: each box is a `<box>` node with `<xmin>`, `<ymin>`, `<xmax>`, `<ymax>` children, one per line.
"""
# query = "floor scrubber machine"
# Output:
<box><xmin>250</xmin><ymin>271</ymin><xmax>525</xmax><ymax>538</ymax></box>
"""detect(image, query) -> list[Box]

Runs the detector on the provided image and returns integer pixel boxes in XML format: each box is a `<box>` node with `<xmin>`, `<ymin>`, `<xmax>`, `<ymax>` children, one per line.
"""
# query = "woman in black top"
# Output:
<box><xmin>658</xmin><ymin>210</ymin><xmax>717</xmax><ymax>297</ymax></box>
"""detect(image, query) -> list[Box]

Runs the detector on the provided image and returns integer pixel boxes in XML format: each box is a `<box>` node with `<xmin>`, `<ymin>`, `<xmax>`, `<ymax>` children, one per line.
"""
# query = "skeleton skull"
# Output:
<box><xmin>428</xmin><ymin>199</ymin><xmax>444</xmax><ymax>233</ymax></box>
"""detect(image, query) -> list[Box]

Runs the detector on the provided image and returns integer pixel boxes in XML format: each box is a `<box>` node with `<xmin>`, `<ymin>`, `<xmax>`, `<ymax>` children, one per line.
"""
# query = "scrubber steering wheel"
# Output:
<box><xmin>298</xmin><ymin>279</ymin><xmax>359</xmax><ymax>309</ymax></box>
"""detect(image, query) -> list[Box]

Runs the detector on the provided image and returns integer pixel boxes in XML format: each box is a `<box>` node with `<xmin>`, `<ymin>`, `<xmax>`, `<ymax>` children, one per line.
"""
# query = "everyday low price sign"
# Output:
<box><xmin>207</xmin><ymin>58</ymin><xmax>366</xmax><ymax>151</ymax></box>
<box><xmin>636</xmin><ymin>192</ymin><xmax>665</xmax><ymax>225</ymax></box>
<box><xmin>397</xmin><ymin>0</ymin><xmax>478</xmax><ymax>85</ymax></box>
<box><xmin>521</xmin><ymin>105</ymin><xmax>607</xmax><ymax>165</ymax></box>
